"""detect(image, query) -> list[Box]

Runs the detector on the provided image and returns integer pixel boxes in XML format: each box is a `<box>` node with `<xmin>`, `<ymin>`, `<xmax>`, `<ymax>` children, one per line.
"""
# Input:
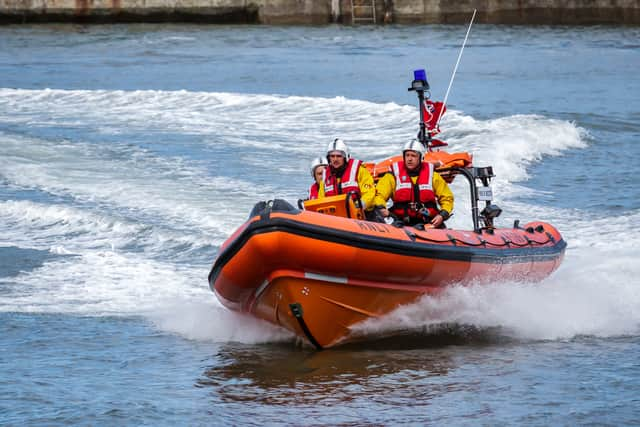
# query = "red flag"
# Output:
<box><xmin>430</xmin><ymin>138</ymin><xmax>448</xmax><ymax>148</ymax></box>
<box><xmin>422</xmin><ymin>100</ymin><xmax>446</xmax><ymax>135</ymax></box>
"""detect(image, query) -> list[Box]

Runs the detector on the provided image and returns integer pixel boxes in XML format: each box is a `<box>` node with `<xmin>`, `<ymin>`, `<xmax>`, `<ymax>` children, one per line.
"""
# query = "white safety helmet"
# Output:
<box><xmin>402</xmin><ymin>139</ymin><xmax>427</xmax><ymax>160</ymax></box>
<box><xmin>309</xmin><ymin>156</ymin><xmax>328</xmax><ymax>178</ymax></box>
<box><xmin>326</xmin><ymin>138</ymin><xmax>351</xmax><ymax>161</ymax></box>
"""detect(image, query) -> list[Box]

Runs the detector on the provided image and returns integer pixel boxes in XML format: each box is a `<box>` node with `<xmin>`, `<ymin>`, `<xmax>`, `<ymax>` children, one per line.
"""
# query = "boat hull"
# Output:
<box><xmin>209</xmin><ymin>201</ymin><xmax>566</xmax><ymax>348</ymax></box>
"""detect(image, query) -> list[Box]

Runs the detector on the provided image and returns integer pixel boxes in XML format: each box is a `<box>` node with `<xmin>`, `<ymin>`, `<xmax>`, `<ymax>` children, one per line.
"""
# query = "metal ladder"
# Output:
<box><xmin>351</xmin><ymin>0</ymin><xmax>376</xmax><ymax>24</ymax></box>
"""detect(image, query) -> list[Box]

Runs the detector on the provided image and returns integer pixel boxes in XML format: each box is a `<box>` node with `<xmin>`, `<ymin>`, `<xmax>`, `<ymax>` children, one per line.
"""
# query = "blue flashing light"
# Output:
<box><xmin>414</xmin><ymin>69</ymin><xmax>427</xmax><ymax>83</ymax></box>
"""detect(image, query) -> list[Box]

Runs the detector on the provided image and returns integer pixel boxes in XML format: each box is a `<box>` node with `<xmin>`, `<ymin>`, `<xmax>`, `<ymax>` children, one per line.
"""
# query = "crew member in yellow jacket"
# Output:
<box><xmin>374</xmin><ymin>139</ymin><xmax>454</xmax><ymax>228</ymax></box>
<box><xmin>318</xmin><ymin>138</ymin><xmax>376</xmax><ymax>214</ymax></box>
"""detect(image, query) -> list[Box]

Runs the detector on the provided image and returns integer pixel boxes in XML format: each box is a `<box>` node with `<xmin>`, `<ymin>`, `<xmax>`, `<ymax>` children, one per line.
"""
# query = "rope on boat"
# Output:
<box><xmin>411</xmin><ymin>230</ymin><xmax>555</xmax><ymax>247</ymax></box>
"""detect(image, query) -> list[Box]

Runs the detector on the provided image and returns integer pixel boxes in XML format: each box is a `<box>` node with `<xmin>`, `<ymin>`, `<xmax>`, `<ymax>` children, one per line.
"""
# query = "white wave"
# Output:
<box><xmin>0</xmin><ymin>199</ymin><xmax>140</xmax><ymax>249</ymax></box>
<box><xmin>563</xmin><ymin>211</ymin><xmax>640</xmax><ymax>249</ymax></box>
<box><xmin>0</xmin><ymin>200</ymin><xmax>217</xmax><ymax>257</ymax></box>
<box><xmin>0</xmin><ymin>250</ymin><xmax>206</xmax><ymax>314</ymax></box>
<box><xmin>0</xmin><ymin>133</ymin><xmax>259</xmax><ymax>238</ymax></box>
<box><xmin>0</xmin><ymin>248</ymin><xmax>291</xmax><ymax>344</ymax></box>
<box><xmin>440</xmin><ymin>112</ymin><xmax>588</xmax><ymax>182</ymax></box>
<box><xmin>0</xmin><ymin>88</ymin><xmax>413</xmax><ymax>156</ymax></box>
<box><xmin>0</xmin><ymin>88</ymin><xmax>587</xmax><ymax>181</ymax></box>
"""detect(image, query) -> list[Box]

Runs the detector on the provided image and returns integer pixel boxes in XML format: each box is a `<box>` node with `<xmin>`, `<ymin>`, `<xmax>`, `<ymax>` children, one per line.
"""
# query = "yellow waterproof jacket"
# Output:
<box><xmin>318</xmin><ymin>165</ymin><xmax>376</xmax><ymax>211</ymax></box>
<box><xmin>374</xmin><ymin>170</ymin><xmax>454</xmax><ymax>214</ymax></box>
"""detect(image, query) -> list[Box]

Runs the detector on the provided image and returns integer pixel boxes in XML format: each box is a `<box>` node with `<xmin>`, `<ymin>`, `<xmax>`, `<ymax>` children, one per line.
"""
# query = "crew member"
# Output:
<box><xmin>308</xmin><ymin>156</ymin><xmax>327</xmax><ymax>200</ymax></box>
<box><xmin>374</xmin><ymin>139</ymin><xmax>454</xmax><ymax>228</ymax></box>
<box><xmin>318</xmin><ymin>138</ymin><xmax>376</xmax><ymax>213</ymax></box>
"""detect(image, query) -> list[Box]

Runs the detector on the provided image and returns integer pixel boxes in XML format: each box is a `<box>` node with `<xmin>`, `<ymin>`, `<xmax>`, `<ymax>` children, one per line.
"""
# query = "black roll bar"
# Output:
<box><xmin>437</xmin><ymin>166</ymin><xmax>495</xmax><ymax>233</ymax></box>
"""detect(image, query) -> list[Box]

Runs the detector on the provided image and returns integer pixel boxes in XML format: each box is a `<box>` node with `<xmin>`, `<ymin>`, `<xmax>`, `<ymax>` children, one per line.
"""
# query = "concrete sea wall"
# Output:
<box><xmin>1</xmin><ymin>0</ymin><xmax>638</xmax><ymax>24</ymax></box>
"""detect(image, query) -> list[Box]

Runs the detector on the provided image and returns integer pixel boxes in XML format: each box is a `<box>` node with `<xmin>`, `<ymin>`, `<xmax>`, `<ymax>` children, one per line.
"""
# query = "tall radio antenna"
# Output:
<box><xmin>435</xmin><ymin>9</ymin><xmax>477</xmax><ymax>130</ymax></box>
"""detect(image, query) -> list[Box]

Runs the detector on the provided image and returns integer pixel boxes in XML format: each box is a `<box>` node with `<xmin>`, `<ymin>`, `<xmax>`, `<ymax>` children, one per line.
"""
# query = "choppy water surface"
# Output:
<box><xmin>1</xmin><ymin>24</ymin><xmax>639</xmax><ymax>425</ymax></box>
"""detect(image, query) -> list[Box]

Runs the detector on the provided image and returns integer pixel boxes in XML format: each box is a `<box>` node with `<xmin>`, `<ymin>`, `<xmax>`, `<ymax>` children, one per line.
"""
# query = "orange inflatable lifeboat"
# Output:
<box><xmin>209</xmin><ymin>164</ymin><xmax>566</xmax><ymax>349</ymax></box>
<box><xmin>209</xmin><ymin>70</ymin><xmax>566</xmax><ymax>349</ymax></box>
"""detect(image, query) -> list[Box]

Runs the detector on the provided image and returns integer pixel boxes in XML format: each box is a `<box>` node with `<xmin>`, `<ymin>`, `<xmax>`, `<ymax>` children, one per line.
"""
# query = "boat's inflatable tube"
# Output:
<box><xmin>209</xmin><ymin>200</ymin><xmax>566</xmax><ymax>348</ymax></box>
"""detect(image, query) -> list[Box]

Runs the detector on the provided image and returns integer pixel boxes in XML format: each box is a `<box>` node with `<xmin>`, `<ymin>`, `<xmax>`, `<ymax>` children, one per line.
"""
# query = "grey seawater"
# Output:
<box><xmin>1</xmin><ymin>24</ymin><xmax>639</xmax><ymax>425</ymax></box>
